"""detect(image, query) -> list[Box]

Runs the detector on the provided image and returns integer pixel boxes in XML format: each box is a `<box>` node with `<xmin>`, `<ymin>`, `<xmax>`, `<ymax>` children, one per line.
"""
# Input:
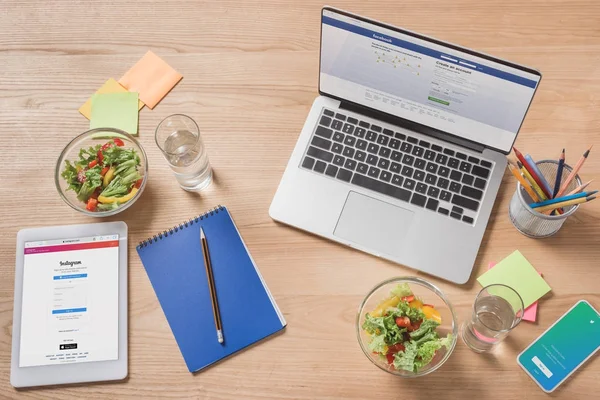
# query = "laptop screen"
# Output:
<box><xmin>319</xmin><ymin>9</ymin><xmax>541</xmax><ymax>153</ymax></box>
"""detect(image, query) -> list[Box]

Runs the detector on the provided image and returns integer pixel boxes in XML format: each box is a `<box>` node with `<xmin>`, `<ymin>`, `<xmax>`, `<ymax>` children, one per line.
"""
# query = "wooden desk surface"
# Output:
<box><xmin>1</xmin><ymin>0</ymin><xmax>599</xmax><ymax>398</ymax></box>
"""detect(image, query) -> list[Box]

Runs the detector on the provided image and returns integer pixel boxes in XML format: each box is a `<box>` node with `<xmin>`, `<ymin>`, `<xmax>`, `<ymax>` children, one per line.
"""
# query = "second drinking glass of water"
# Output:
<box><xmin>461</xmin><ymin>284</ymin><xmax>524</xmax><ymax>353</ymax></box>
<box><xmin>155</xmin><ymin>114</ymin><xmax>212</xmax><ymax>191</ymax></box>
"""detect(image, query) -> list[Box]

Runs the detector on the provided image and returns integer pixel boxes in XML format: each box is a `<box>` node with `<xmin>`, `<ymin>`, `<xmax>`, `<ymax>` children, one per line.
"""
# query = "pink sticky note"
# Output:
<box><xmin>488</xmin><ymin>262</ymin><xmax>539</xmax><ymax>322</ymax></box>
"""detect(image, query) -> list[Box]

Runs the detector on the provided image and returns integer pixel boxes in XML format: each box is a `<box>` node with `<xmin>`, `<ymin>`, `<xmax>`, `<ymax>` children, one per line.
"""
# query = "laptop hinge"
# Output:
<box><xmin>338</xmin><ymin>100</ymin><xmax>486</xmax><ymax>154</ymax></box>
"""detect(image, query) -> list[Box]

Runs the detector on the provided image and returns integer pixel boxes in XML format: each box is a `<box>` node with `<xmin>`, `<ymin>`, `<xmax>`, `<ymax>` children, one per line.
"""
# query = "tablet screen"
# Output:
<box><xmin>19</xmin><ymin>234</ymin><xmax>120</xmax><ymax>367</ymax></box>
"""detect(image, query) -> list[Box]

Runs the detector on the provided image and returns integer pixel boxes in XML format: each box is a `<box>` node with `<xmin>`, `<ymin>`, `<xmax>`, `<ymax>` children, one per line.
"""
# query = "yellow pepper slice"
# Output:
<box><xmin>103</xmin><ymin>167</ymin><xmax>115</xmax><ymax>187</ymax></box>
<box><xmin>98</xmin><ymin>187</ymin><xmax>139</xmax><ymax>204</ymax></box>
<box><xmin>370</xmin><ymin>296</ymin><xmax>401</xmax><ymax>317</ymax></box>
<box><xmin>422</xmin><ymin>305</ymin><xmax>442</xmax><ymax>324</ymax></box>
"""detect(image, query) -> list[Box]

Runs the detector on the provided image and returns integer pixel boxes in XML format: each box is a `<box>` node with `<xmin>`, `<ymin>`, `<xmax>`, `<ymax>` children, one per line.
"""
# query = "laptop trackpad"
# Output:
<box><xmin>334</xmin><ymin>192</ymin><xmax>414</xmax><ymax>258</ymax></box>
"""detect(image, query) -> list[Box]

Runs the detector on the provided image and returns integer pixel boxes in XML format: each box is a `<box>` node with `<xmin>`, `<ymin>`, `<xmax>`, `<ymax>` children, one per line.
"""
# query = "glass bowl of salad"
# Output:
<box><xmin>55</xmin><ymin>128</ymin><xmax>148</xmax><ymax>217</ymax></box>
<box><xmin>356</xmin><ymin>277</ymin><xmax>458</xmax><ymax>377</ymax></box>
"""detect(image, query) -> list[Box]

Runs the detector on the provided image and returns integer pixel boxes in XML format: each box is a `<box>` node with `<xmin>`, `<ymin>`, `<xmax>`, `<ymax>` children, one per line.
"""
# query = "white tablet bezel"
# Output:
<box><xmin>11</xmin><ymin>221</ymin><xmax>128</xmax><ymax>388</ymax></box>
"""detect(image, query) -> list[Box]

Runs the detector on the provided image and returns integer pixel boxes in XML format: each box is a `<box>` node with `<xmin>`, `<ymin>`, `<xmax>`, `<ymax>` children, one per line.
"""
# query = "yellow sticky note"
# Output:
<box><xmin>119</xmin><ymin>51</ymin><xmax>182</xmax><ymax>109</ymax></box>
<box><xmin>477</xmin><ymin>250</ymin><xmax>551</xmax><ymax>308</ymax></box>
<box><xmin>79</xmin><ymin>78</ymin><xmax>144</xmax><ymax>119</ymax></box>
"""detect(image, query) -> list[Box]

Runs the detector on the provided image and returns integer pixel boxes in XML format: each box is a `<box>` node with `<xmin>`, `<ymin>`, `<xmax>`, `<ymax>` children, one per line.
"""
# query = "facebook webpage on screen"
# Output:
<box><xmin>19</xmin><ymin>235</ymin><xmax>119</xmax><ymax>367</ymax></box>
<box><xmin>320</xmin><ymin>11</ymin><xmax>540</xmax><ymax>152</ymax></box>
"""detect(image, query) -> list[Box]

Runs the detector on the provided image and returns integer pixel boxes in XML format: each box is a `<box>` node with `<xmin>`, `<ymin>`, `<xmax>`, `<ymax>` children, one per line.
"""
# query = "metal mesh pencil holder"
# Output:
<box><xmin>509</xmin><ymin>160</ymin><xmax>582</xmax><ymax>238</ymax></box>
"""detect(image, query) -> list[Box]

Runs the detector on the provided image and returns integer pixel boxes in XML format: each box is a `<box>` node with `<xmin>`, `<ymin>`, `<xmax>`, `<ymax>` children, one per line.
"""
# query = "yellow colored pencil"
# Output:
<box><xmin>566</xmin><ymin>180</ymin><xmax>593</xmax><ymax>196</ymax></box>
<box><xmin>518</xmin><ymin>161</ymin><xmax>547</xmax><ymax>201</ymax></box>
<box><xmin>535</xmin><ymin>195</ymin><xmax>596</xmax><ymax>213</ymax></box>
<box><xmin>507</xmin><ymin>162</ymin><xmax>540</xmax><ymax>202</ymax></box>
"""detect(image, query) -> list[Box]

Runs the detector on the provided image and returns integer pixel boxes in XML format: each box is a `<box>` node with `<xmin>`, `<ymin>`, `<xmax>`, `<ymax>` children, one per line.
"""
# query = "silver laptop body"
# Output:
<box><xmin>270</xmin><ymin>7</ymin><xmax>541</xmax><ymax>284</ymax></box>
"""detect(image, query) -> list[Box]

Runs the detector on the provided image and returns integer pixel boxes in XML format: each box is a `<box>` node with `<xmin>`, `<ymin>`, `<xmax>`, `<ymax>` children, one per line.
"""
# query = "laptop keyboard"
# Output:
<box><xmin>300</xmin><ymin>108</ymin><xmax>495</xmax><ymax>225</ymax></box>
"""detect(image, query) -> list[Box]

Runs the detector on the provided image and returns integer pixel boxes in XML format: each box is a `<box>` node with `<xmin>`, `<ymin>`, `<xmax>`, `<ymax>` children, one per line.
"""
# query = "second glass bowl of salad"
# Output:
<box><xmin>356</xmin><ymin>277</ymin><xmax>458</xmax><ymax>377</ymax></box>
<box><xmin>55</xmin><ymin>128</ymin><xmax>148</xmax><ymax>217</ymax></box>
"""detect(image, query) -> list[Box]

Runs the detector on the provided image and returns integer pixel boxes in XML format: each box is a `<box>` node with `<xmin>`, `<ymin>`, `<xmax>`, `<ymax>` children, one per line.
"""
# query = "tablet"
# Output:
<box><xmin>11</xmin><ymin>222</ymin><xmax>128</xmax><ymax>388</ymax></box>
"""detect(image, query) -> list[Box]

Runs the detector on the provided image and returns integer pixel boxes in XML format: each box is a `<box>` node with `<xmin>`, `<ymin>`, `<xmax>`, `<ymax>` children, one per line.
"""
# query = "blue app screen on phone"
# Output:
<box><xmin>519</xmin><ymin>301</ymin><xmax>600</xmax><ymax>392</ymax></box>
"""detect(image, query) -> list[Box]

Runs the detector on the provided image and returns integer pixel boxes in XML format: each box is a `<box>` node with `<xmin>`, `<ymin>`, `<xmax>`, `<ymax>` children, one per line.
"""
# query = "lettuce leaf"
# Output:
<box><xmin>362</xmin><ymin>313</ymin><xmax>405</xmax><ymax>350</ymax></box>
<box><xmin>393</xmin><ymin>340</ymin><xmax>418</xmax><ymax>372</ymax></box>
<box><xmin>409</xmin><ymin>319</ymin><xmax>440</xmax><ymax>341</ymax></box>
<box><xmin>76</xmin><ymin>145</ymin><xmax>102</xmax><ymax>168</ymax></box>
<box><xmin>390</xmin><ymin>283</ymin><xmax>412</xmax><ymax>298</ymax></box>
<box><xmin>102</xmin><ymin>146</ymin><xmax>140</xmax><ymax>166</ymax></box>
<box><xmin>100</xmin><ymin>175</ymin><xmax>129</xmax><ymax>198</ymax></box>
<box><xmin>414</xmin><ymin>330</ymin><xmax>438</xmax><ymax>346</ymax></box>
<box><xmin>61</xmin><ymin>160</ymin><xmax>82</xmax><ymax>192</ymax></box>
<box><xmin>413</xmin><ymin>333</ymin><xmax>454</xmax><ymax>370</ymax></box>
<box><xmin>367</xmin><ymin>333</ymin><xmax>388</xmax><ymax>354</ymax></box>
<box><xmin>76</xmin><ymin>166</ymin><xmax>102</xmax><ymax>201</ymax></box>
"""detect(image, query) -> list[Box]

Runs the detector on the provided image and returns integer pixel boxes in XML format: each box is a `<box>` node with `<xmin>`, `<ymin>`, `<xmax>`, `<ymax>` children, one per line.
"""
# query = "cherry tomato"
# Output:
<box><xmin>97</xmin><ymin>150</ymin><xmax>104</xmax><ymax>164</ymax></box>
<box><xmin>113</xmin><ymin>138</ymin><xmax>125</xmax><ymax>146</ymax></box>
<box><xmin>387</xmin><ymin>343</ymin><xmax>405</xmax><ymax>354</ymax></box>
<box><xmin>401</xmin><ymin>295</ymin><xmax>415</xmax><ymax>302</ymax></box>
<box><xmin>412</xmin><ymin>319</ymin><xmax>423</xmax><ymax>331</ymax></box>
<box><xmin>101</xmin><ymin>140</ymin><xmax>116</xmax><ymax>151</ymax></box>
<box><xmin>395</xmin><ymin>316</ymin><xmax>411</xmax><ymax>328</ymax></box>
<box><xmin>86</xmin><ymin>198</ymin><xmax>98</xmax><ymax>211</ymax></box>
<box><xmin>134</xmin><ymin>178</ymin><xmax>143</xmax><ymax>189</ymax></box>
<box><xmin>88</xmin><ymin>159</ymin><xmax>98</xmax><ymax>168</ymax></box>
<box><xmin>386</xmin><ymin>352</ymin><xmax>395</xmax><ymax>364</ymax></box>
<box><xmin>101</xmin><ymin>166</ymin><xmax>110</xmax><ymax>176</ymax></box>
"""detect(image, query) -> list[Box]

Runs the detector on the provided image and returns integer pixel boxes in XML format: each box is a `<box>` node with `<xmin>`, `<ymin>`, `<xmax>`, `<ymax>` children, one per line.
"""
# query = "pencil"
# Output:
<box><xmin>534</xmin><ymin>195</ymin><xmax>596</xmax><ymax>213</ymax></box>
<box><xmin>507</xmin><ymin>162</ymin><xmax>540</xmax><ymax>202</ymax></box>
<box><xmin>530</xmin><ymin>190</ymin><xmax>597</xmax><ymax>209</ymax></box>
<box><xmin>555</xmin><ymin>145</ymin><xmax>593</xmax><ymax>198</ymax></box>
<box><xmin>200</xmin><ymin>227</ymin><xmax>224</xmax><ymax>344</ymax></box>
<box><xmin>525</xmin><ymin>154</ymin><xmax>553</xmax><ymax>196</ymax></box>
<box><xmin>518</xmin><ymin>161</ymin><xmax>547</xmax><ymax>201</ymax></box>
<box><xmin>514</xmin><ymin>147</ymin><xmax>552</xmax><ymax>199</ymax></box>
<box><xmin>566</xmin><ymin>180</ymin><xmax>593</xmax><ymax>196</ymax></box>
<box><xmin>552</xmin><ymin>149</ymin><xmax>565</xmax><ymax>198</ymax></box>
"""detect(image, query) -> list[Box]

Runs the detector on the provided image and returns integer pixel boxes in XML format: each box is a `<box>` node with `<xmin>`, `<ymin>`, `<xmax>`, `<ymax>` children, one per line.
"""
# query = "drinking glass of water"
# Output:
<box><xmin>155</xmin><ymin>114</ymin><xmax>212</xmax><ymax>191</ymax></box>
<box><xmin>461</xmin><ymin>284</ymin><xmax>524</xmax><ymax>353</ymax></box>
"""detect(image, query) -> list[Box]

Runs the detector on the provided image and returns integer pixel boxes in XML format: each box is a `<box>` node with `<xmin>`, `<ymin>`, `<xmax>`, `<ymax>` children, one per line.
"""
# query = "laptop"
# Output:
<box><xmin>270</xmin><ymin>7</ymin><xmax>541</xmax><ymax>284</ymax></box>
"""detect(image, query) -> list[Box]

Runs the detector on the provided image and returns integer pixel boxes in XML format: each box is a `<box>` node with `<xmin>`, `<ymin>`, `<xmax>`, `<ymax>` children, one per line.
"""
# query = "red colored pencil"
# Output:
<box><xmin>513</xmin><ymin>147</ymin><xmax>552</xmax><ymax>199</ymax></box>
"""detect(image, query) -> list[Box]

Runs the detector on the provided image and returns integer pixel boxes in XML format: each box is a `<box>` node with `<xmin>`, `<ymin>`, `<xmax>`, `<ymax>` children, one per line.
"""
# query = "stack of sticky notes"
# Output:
<box><xmin>78</xmin><ymin>51</ymin><xmax>183</xmax><ymax>135</ymax></box>
<box><xmin>477</xmin><ymin>250</ymin><xmax>551</xmax><ymax>322</ymax></box>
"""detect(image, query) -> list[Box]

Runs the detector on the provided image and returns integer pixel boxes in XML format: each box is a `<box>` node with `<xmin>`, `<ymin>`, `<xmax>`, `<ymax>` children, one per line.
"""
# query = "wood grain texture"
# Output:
<box><xmin>1</xmin><ymin>0</ymin><xmax>599</xmax><ymax>398</ymax></box>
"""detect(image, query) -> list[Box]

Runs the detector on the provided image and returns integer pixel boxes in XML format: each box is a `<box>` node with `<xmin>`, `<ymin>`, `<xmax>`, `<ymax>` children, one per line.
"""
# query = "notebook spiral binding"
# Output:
<box><xmin>137</xmin><ymin>205</ymin><xmax>225</xmax><ymax>248</ymax></box>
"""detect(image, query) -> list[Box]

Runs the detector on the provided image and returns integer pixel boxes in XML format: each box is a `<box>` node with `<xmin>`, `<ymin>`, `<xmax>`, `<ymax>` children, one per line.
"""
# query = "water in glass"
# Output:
<box><xmin>462</xmin><ymin>295</ymin><xmax>515</xmax><ymax>352</ymax></box>
<box><xmin>163</xmin><ymin>129</ymin><xmax>212</xmax><ymax>191</ymax></box>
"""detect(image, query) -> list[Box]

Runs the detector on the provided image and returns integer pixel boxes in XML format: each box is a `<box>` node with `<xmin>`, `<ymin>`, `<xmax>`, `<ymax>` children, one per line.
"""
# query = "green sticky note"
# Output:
<box><xmin>477</xmin><ymin>250</ymin><xmax>551</xmax><ymax>308</ymax></box>
<box><xmin>90</xmin><ymin>92</ymin><xmax>139</xmax><ymax>135</ymax></box>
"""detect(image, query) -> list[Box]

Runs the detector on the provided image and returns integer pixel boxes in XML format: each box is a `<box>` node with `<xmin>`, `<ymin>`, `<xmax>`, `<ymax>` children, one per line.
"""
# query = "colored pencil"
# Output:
<box><xmin>518</xmin><ymin>161</ymin><xmax>547</xmax><ymax>201</ymax></box>
<box><xmin>552</xmin><ymin>148</ymin><xmax>565</xmax><ymax>198</ymax></box>
<box><xmin>525</xmin><ymin>154</ymin><xmax>553</xmax><ymax>196</ymax></box>
<box><xmin>507</xmin><ymin>162</ymin><xmax>540</xmax><ymax>202</ymax></box>
<box><xmin>530</xmin><ymin>191</ymin><xmax>597</xmax><ymax>209</ymax></box>
<box><xmin>513</xmin><ymin>147</ymin><xmax>552</xmax><ymax>198</ymax></box>
<box><xmin>555</xmin><ymin>145</ymin><xmax>593</xmax><ymax>198</ymax></box>
<box><xmin>566</xmin><ymin>180</ymin><xmax>593</xmax><ymax>196</ymax></box>
<box><xmin>534</xmin><ymin>195</ymin><xmax>596</xmax><ymax>213</ymax></box>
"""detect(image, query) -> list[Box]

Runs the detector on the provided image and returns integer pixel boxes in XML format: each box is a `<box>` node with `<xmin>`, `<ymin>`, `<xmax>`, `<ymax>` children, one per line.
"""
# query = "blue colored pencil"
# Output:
<box><xmin>552</xmin><ymin>149</ymin><xmax>565</xmax><ymax>198</ymax></box>
<box><xmin>530</xmin><ymin>190</ymin><xmax>598</xmax><ymax>208</ymax></box>
<box><xmin>525</xmin><ymin>154</ymin><xmax>553</xmax><ymax>196</ymax></box>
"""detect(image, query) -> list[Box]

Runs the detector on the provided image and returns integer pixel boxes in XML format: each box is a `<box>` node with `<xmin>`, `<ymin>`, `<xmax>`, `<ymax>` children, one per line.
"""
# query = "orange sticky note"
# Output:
<box><xmin>79</xmin><ymin>78</ymin><xmax>144</xmax><ymax>119</ymax></box>
<box><xmin>118</xmin><ymin>51</ymin><xmax>182</xmax><ymax>109</ymax></box>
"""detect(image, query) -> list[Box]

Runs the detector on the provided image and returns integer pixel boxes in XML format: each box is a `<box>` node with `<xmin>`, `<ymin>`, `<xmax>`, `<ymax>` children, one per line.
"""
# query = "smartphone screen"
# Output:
<box><xmin>517</xmin><ymin>301</ymin><xmax>600</xmax><ymax>392</ymax></box>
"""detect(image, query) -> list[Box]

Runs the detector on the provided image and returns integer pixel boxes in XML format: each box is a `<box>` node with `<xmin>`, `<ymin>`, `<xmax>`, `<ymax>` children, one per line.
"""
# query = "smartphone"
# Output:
<box><xmin>517</xmin><ymin>300</ymin><xmax>600</xmax><ymax>392</ymax></box>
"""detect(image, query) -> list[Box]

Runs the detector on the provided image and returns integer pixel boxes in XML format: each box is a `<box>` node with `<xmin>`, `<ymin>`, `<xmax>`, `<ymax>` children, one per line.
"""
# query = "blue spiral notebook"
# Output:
<box><xmin>137</xmin><ymin>205</ymin><xmax>286</xmax><ymax>372</ymax></box>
